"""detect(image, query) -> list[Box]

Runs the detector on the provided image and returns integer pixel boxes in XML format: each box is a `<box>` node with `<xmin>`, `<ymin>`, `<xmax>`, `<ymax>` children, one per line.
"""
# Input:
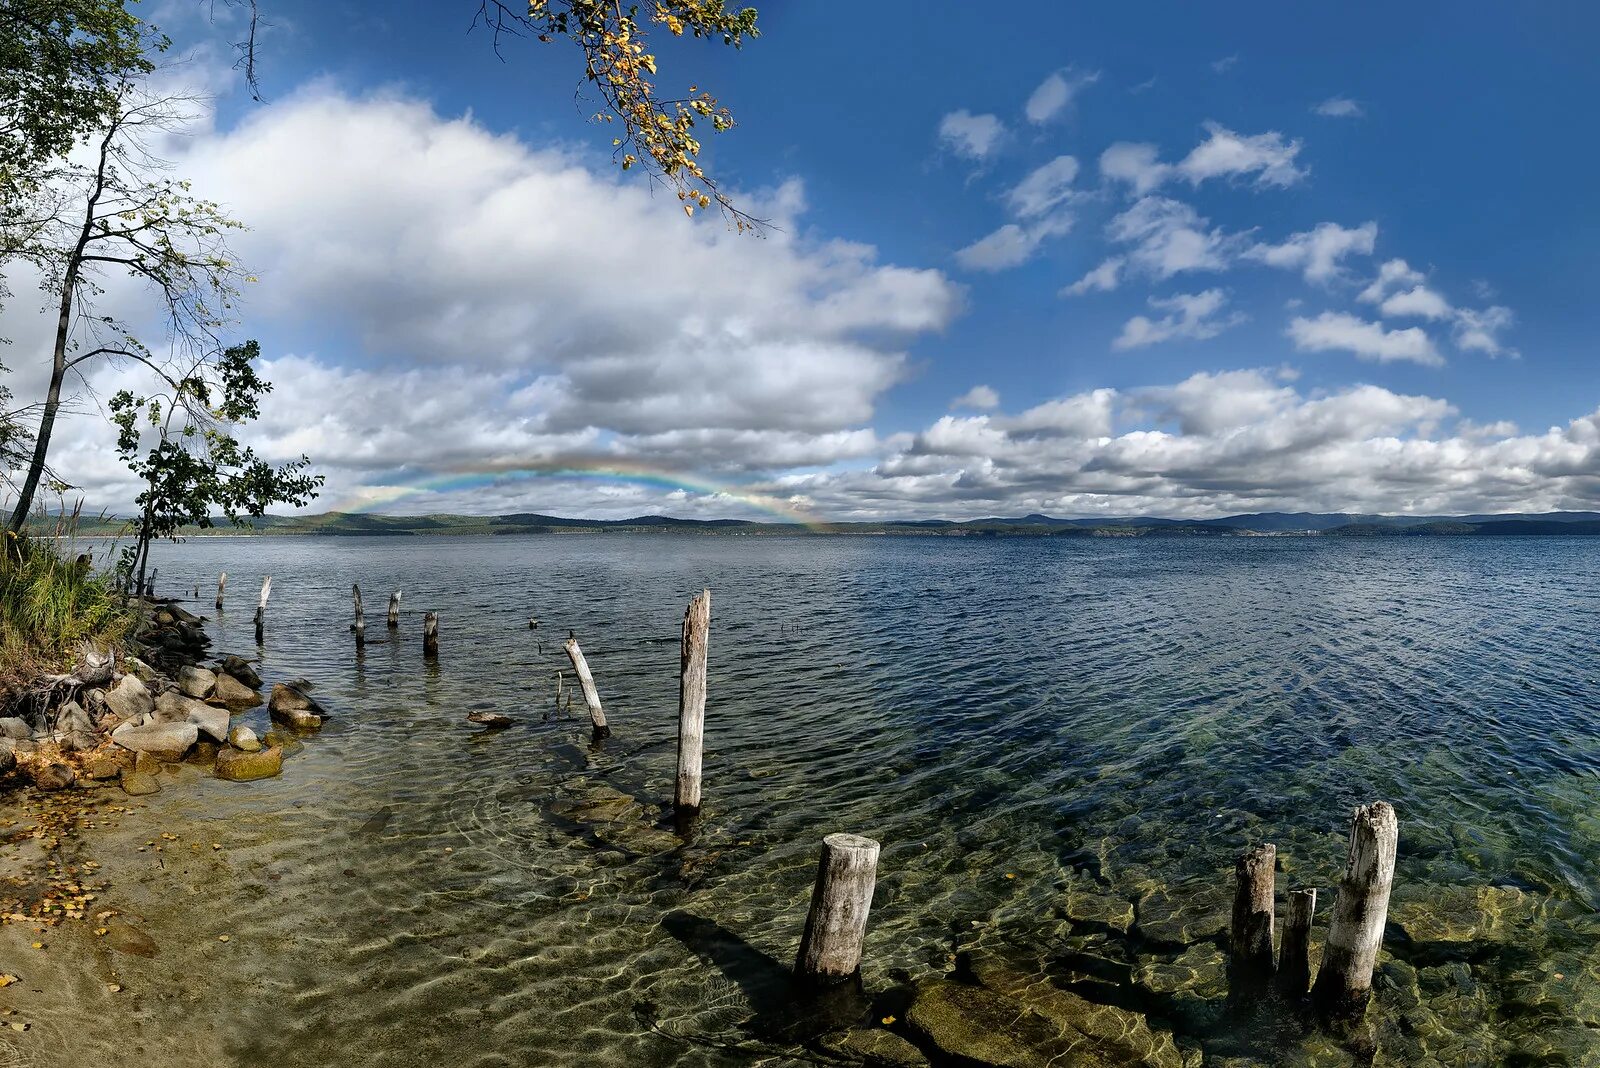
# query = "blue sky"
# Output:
<box><xmin>8</xmin><ymin>1</ymin><xmax>1600</xmax><ymax>519</ymax></box>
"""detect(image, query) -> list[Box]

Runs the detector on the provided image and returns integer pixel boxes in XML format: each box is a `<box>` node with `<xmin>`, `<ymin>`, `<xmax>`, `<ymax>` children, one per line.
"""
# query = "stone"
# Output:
<box><xmin>169</xmin><ymin>604</ymin><xmax>203</xmax><ymax>626</ymax></box>
<box><xmin>557</xmin><ymin>786</ymin><xmax>639</xmax><ymax>823</ymax></box>
<box><xmin>133</xmin><ymin>750</ymin><xmax>162</xmax><ymax>775</ymax></box>
<box><xmin>55</xmin><ymin>700</ymin><xmax>95</xmax><ymax>736</ymax></box>
<box><xmin>1135</xmin><ymin>883</ymin><xmax>1230</xmax><ymax>948</ymax></box>
<box><xmin>120</xmin><ymin>771</ymin><xmax>161</xmax><ymax>796</ymax></box>
<box><xmin>84</xmin><ymin>751</ymin><xmax>127</xmax><ymax>780</ymax></box>
<box><xmin>215</xmin><ymin>745</ymin><xmax>283</xmax><ymax>782</ymax></box>
<box><xmin>60</xmin><ymin>730</ymin><xmax>99</xmax><ymax>753</ymax></box>
<box><xmin>102</xmin><ymin>674</ymin><xmax>154</xmax><ymax>722</ymax></box>
<box><xmin>122</xmin><ymin>657</ymin><xmax>158</xmax><ymax>682</ymax></box>
<box><xmin>467</xmin><ymin>711</ymin><xmax>514</xmax><ymax>729</ymax></box>
<box><xmin>817</xmin><ymin>1028</ymin><xmax>930</xmax><ymax>1066</ymax></box>
<box><xmin>270</xmin><ymin>706</ymin><xmax>322</xmax><ymax>731</ymax></box>
<box><xmin>30</xmin><ymin>763</ymin><xmax>76</xmax><ymax>791</ymax></box>
<box><xmin>0</xmin><ymin>717</ymin><xmax>31</xmax><ymax>741</ymax></box>
<box><xmin>1390</xmin><ymin>885</ymin><xmax>1559</xmax><ymax>948</ymax></box>
<box><xmin>105</xmin><ymin>919</ymin><xmax>158</xmax><ymax>957</ymax></box>
<box><xmin>187</xmin><ymin>740</ymin><xmax>220</xmax><ymax>768</ymax></box>
<box><xmin>904</xmin><ymin>980</ymin><xmax>1090</xmax><ymax>1068</ymax></box>
<box><xmin>187</xmin><ymin>702</ymin><xmax>231</xmax><ymax>743</ymax></box>
<box><xmin>0</xmin><ymin>737</ymin><xmax>35</xmax><ymax>756</ymax></box>
<box><xmin>111</xmin><ymin>720</ymin><xmax>198</xmax><ymax>762</ymax></box>
<box><xmin>210</xmin><ymin>672</ymin><xmax>262</xmax><ymax>712</ymax></box>
<box><xmin>228</xmin><ymin>725</ymin><xmax>262</xmax><ymax>752</ymax></box>
<box><xmin>961</xmin><ymin>951</ymin><xmax>1186</xmax><ymax>1068</ymax></box>
<box><xmin>1058</xmin><ymin>882</ymin><xmax>1135</xmax><ymax>933</ymax></box>
<box><xmin>0</xmin><ymin>748</ymin><xmax>14</xmax><ymax>775</ymax></box>
<box><xmin>178</xmin><ymin>665</ymin><xmax>217</xmax><ymax>699</ymax></box>
<box><xmin>269</xmin><ymin>682</ymin><xmax>314</xmax><ymax>713</ymax></box>
<box><xmin>220</xmin><ymin>655</ymin><xmax>262</xmax><ymax>689</ymax></box>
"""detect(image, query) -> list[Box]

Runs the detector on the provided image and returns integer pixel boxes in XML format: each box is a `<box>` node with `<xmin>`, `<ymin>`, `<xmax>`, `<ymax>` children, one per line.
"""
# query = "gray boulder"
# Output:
<box><xmin>111</xmin><ymin>720</ymin><xmax>198</xmax><ymax>762</ymax></box>
<box><xmin>103</xmin><ymin>675</ymin><xmax>154</xmax><ymax>722</ymax></box>
<box><xmin>0</xmin><ymin>717</ymin><xmax>31</xmax><ymax>741</ymax></box>
<box><xmin>178</xmin><ymin>665</ymin><xmax>217</xmax><ymax>699</ymax></box>
<box><xmin>211</xmin><ymin>672</ymin><xmax>262</xmax><ymax>712</ymax></box>
<box><xmin>220</xmin><ymin>655</ymin><xmax>262</xmax><ymax>689</ymax></box>
<box><xmin>188</xmin><ymin>702</ymin><xmax>230</xmax><ymax>743</ymax></box>
<box><xmin>55</xmin><ymin>700</ymin><xmax>95</xmax><ymax>736</ymax></box>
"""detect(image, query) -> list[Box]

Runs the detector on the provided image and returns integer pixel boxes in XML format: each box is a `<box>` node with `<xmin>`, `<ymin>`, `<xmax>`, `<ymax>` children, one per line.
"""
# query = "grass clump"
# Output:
<box><xmin>0</xmin><ymin>525</ymin><xmax>133</xmax><ymax>699</ymax></box>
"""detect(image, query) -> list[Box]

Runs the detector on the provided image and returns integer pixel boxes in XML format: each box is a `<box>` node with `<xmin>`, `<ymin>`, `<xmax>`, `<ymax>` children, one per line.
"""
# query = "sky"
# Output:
<box><xmin>4</xmin><ymin>0</ymin><xmax>1600</xmax><ymax>521</ymax></box>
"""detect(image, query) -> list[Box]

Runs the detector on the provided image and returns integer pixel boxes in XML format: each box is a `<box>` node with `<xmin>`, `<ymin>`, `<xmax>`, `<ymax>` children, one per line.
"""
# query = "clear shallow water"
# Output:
<box><xmin>62</xmin><ymin>536</ymin><xmax>1600</xmax><ymax>1063</ymax></box>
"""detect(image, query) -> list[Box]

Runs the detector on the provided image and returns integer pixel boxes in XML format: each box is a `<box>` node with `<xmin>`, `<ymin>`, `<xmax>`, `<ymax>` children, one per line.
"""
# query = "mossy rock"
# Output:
<box><xmin>904</xmin><ymin>979</ymin><xmax>1091</xmax><ymax>1067</ymax></box>
<box><xmin>1135</xmin><ymin>882</ymin><xmax>1230</xmax><ymax>948</ymax></box>
<box><xmin>816</xmin><ymin>1027</ymin><xmax>929</xmax><ymax>1066</ymax></box>
<box><xmin>215</xmin><ymin>745</ymin><xmax>283</xmax><ymax>782</ymax></box>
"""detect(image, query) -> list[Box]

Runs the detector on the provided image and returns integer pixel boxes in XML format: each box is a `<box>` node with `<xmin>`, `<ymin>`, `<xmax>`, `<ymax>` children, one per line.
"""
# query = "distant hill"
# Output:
<box><xmin>40</xmin><ymin>509</ymin><xmax>1600</xmax><ymax>539</ymax></box>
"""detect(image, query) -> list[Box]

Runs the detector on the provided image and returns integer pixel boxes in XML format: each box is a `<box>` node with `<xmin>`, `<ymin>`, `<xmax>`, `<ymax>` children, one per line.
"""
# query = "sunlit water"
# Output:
<box><xmin>41</xmin><ymin>536</ymin><xmax>1600</xmax><ymax>1064</ymax></box>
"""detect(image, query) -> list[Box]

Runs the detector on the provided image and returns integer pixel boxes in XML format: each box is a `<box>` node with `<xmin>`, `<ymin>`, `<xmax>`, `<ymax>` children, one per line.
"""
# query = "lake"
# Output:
<box><xmin>53</xmin><ymin>535</ymin><xmax>1600</xmax><ymax>1064</ymax></box>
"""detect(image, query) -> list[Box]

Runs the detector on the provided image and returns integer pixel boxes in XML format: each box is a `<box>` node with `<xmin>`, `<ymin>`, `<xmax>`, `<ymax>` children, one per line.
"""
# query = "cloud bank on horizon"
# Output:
<box><xmin>2</xmin><ymin>6</ymin><xmax>1595</xmax><ymax>523</ymax></box>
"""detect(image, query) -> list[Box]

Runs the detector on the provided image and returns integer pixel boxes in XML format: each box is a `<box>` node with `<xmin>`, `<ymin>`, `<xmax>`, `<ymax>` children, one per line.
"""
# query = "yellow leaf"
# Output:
<box><xmin>683</xmin><ymin>204</ymin><xmax>694</xmax><ymax>217</ymax></box>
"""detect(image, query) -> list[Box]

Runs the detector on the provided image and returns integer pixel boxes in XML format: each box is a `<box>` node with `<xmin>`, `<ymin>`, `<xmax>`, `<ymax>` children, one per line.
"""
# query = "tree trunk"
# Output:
<box><xmin>1312</xmin><ymin>802</ymin><xmax>1399</xmax><ymax>1022</ymax></box>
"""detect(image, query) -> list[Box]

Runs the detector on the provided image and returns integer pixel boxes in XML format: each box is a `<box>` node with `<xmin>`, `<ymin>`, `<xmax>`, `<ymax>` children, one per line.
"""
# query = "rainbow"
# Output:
<box><xmin>324</xmin><ymin>459</ymin><xmax>833</xmax><ymax>530</ymax></box>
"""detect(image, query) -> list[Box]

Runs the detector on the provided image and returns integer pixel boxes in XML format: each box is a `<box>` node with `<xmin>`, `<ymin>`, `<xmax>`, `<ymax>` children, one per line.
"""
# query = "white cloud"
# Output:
<box><xmin>1099</xmin><ymin>142</ymin><xmax>1171</xmax><ymax>196</ymax></box>
<box><xmin>1211</xmin><ymin>55</ymin><xmax>1240</xmax><ymax>73</ymax></box>
<box><xmin>1005</xmin><ymin>155</ymin><xmax>1080</xmax><ymax>218</ymax></box>
<box><xmin>1177</xmin><ymin>122</ymin><xmax>1307</xmax><ymax>187</ymax></box>
<box><xmin>1025</xmin><ymin>68</ymin><xmax>1100</xmax><ymax>124</ymax></box>
<box><xmin>1313</xmin><ymin>96</ymin><xmax>1365</xmax><ymax>118</ymax></box>
<box><xmin>1287</xmin><ymin>311</ymin><xmax>1444</xmax><ymax>366</ymax></box>
<box><xmin>1114</xmin><ymin>289</ymin><xmax>1245</xmax><ymax>350</ymax></box>
<box><xmin>1061</xmin><ymin>257</ymin><xmax>1123</xmax><ymax>297</ymax></box>
<box><xmin>938</xmin><ymin>109</ymin><xmax>1006</xmax><ymax>161</ymax></box>
<box><xmin>1358</xmin><ymin>258</ymin><xmax>1428</xmax><ymax>304</ymax></box>
<box><xmin>1381</xmin><ymin>285</ymin><xmax>1453</xmax><ymax>320</ymax></box>
<box><xmin>955</xmin><ymin>213</ymin><xmax>1072</xmax><ymax>272</ymax></box>
<box><xmin>1106</xmin><ymin>196</ymin><xmax>1239</xmax><ymax>279</ymax></box>
<box><xmin>1453</xmin><ymin>305</ymin><xmax>1516</xmax><ymax>357</ymax></box>
<box><xmin>1244</xmin><ymin>221</ymin><xmax>1378</xmax><ymax>283</ymax></box>
<box><xmin>951</xmin><ymin>385</ymin><xmax>1000</xmax><ymax>411</ymax></box>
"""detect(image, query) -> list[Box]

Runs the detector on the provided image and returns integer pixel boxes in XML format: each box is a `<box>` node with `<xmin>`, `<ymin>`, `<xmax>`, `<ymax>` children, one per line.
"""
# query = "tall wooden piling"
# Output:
<box><xmin>1230</xmin><ymin>843</ymin><xmax>1277</xmax><ymax>991</ymax></box>
<box><xmin>387</xmin><ymin>591</ymin><xmax>401</xmax><ymax>629</ymax></box>
<box><xmin>675</xmin><ymin>589</ymin><xmax>711</xmax><ymax>818</ymax></box>
<box><xmin>147</xmin><ymin>568</ymin><xmax>157</xmax><ymax>598</ymax></box>
<box><xmin>216</xmin><ymin>572</ymin><xmax>226</xmax><ymax>609</ymax></box>
<box><xmin>423</xmin><ymin>612</ymin><xmax>439</xmax><ymax>659</ymax></box>
<box><xmin>795</xmin><ymin>833</ymin><xmax>880</xmax><ymax>988</ymax></box>
<box><xmin>254</xmin><ymin>576</ymin><xmax>272</xmax><ymax>644</ymax></box>
<box><xmin>562</xmin><ymin>636</ymin><xmax>608</xmax><ymax>739</ymax></box>
<box><xmin>1312</xmin><ymin>802</ymin><xmax>1398</xmax><ymax>1021</ymax></box>
<box><xmin>352</xmin><ymin>584</ymin><xmax>366</xmax><ymax>649</ymax></box>
<box><xmin>1277</xmin><ymin>887</ymin><xmax>1318</xmax><ymax>998</ymax></box>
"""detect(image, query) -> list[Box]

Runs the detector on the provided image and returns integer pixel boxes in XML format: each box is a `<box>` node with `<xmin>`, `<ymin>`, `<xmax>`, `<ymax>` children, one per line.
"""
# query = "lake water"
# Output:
<box><xmin>49</xmin><ymin>535</ymin><xmax>1600</xmax><ymax>1064</ymax></box>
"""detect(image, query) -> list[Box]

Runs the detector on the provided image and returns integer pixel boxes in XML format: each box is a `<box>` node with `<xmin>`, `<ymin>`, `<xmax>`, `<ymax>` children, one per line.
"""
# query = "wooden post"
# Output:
<box><xmin>254</xmin><ymin>576</ymin><xmax>272</xmax><ymax>644</ymax></box>
<box><xmin>1230</xmin><ymin>843</ymin><xmax>1277</xmax><ymax>990</ymax></box>
<box><xmin>795</xmin><ymin>833</ymin><xmax>880</xmax><ymax>987</ymax></box>
<box><xmin>423</xmin><ymin>612</ymin><xmax>439</xmax><ymax>659</ymax></box>
<box><xmin>147</xmin><ymin>568</ymin><xmax>157</xmax><ymax>598</ymax></box>
<box><xmin>216</xmin><ymin>572</ymin><xmax>226</xmax><ymax>609</ymax></box>
<box><xmin>562</xmin><ymin>636</ymin><xmax>608</xmax><ymax>739</ymax></box>
<box><xmin>675</xmin><ymin>589</ymin><xmax>711</xmax><ymax>818</ymax></box>
<box><xmin>1276</xmin><ymin>887</ymin><xmax>1317</xmax><ymax>998</ymax></box>
<box><xmin>1312</xmin><ymin>802</ymin><xmax>1398</xmax><ymax>1021</ymax></box>
<box><xmin>352</xmin><ymin>583</ymin><xmax>366</xmax><ymax>649</ymax></box>
<box><xmin>387</xmin><ymin>590</ymin><xmax>401</xmax><ymax>629</ymax></box>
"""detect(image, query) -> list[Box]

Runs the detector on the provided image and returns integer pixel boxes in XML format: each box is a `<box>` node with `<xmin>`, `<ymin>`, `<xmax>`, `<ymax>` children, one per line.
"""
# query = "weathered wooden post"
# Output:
<box><xmin>423</xmin><ymin>612</ymin><xmax>439</xmax><ymax>659</ymax></box>
<box><xmin>146</xmin><ymin>568</ymin><xmax>157</xmax><ymax>598</ymax></box>
<box><xmin>1312</xmin><ymin>802</ymin><xmax>1398</xmax><ymax>1021</ymax></box>
<box><xmin>216</xmin><ymin>572</ymin><xmax>226</xmax><ymax>609</ymax></box>
<box><xmin>562</xmin><ymin>636</ymin><xmax>609</xmax><ymax>739</ymax></box>
<box><xmin>795</xmin><ymin>833</ymin><xmax>880</xmax><ymax>988</ymax></box>
<box><xmin>387</xmin><ymin>590</ymin><xmax>401</xmax><ymax>629</ymax></box>
<box><xmin>1230</xmin><ymin>843</ymin><xmax>1277</xmax><ymax>992</ymax></box>
<box><xmin>1276</xmin><ymin>887</ymin><xmax>1318</xmax><ymax>998</ymax></box>
<box><xmin>352</xmin><ymin>583</ymin><xmax>366</xmax><ymax>649</ymax></box>
<box><xmin>675</xmin><ymin>589</ymin><xmax>711</xmax><ymax>819</ymax></box>
<box><xmin>254</xmin><ymin>576</ymin><xmax>272</xmax><ymax>644</ymax></box>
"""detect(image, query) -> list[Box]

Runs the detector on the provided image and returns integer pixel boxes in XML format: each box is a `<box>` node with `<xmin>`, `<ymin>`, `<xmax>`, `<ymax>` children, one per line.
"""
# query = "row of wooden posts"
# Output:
<box><xmin>215</xmin><ymin>571</ymin><xmax>1399</xmax><ymax>1004</ymax></box>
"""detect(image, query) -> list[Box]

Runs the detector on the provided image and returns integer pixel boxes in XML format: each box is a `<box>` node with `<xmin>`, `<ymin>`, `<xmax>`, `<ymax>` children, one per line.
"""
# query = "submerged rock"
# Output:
<box><xmin>1135</xmin><ymin>883</ymin><xmax>1229</xmax><ymax>948</ymax></box>
<box><xmin>270</xmin><ymin>684</ymin><xmax>322</xmax><ymax>729</ymax></box>
<box><xmin>105</xmin><ymin>919</ymin><xmax>158</xmax><ymax>958</ymax></box>
<box><xmin>83</xmin><ymin>751</ymin><xmax>129</xmax><ymax>781</ymax></box>
<box><xmin>1390</xmin><ymin>885</ymin><xmax>1560</xmax><ymax>948</ymax></box>
<box><xmin>121</xmin><ymin>771</ymin><xmax>161</xmax><ymax>796</ymax></box>
<box><xmin>178</xmin><ymin>665</ymin><xmax>217</xmax><ymax>699</ymax></box>
<box><xmin>211</xmin><ymin>672</ymin><xmax>262</xmax><ymax>712</ymax></box>
<box><xmin>271</xmin><ymin>706</ymin><xmax>322</xmax><ymax>731</ymax></box>
<box><xmin>817</xmin><ymin>1028</ymin><xmax>930</xmax><ymax>1066</ymax></box>
<box><xmin>467</xmin><ymin>711</ymin><xmax>514</xmax><ymax>729</ymax></box>
<box><xmin>904</xmin><ymin>979</ymin><xmax>1087</xmax><ymax>1067</ymax></box>
<box><xmin>111</xmin><ymin>720</ymin><xmax>198</xmax><ymax>762</ymax></box>
<box><xmin>31</xmin><ymin>763</ymin><xmax>76</xmax><ymax>791</ymax></box>
<box><xmin>215</xmin><ymin>745</ymin><xmax>283</xmax><ymax>782</ymax></box>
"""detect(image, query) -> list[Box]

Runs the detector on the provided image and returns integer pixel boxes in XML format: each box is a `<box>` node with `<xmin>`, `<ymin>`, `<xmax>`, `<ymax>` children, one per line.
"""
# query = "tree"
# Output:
<box><xmin>2</xmin><ymin>85</ymin><xmax>245</xmax><ymax>533</ymax></box>
<box><xmin>109</xmin><ymin>339</ymin><xmax>322</xmax><ymax>595</ymax></box>
<box><xmin>0</xmin><ymin>0</ymin><xmax>160</xmax><ymax>225</ymax></box>
<box><xmin>474</xmin><ymin>0</ymin><xmax>762</xmax><ymax>230</ymax></box>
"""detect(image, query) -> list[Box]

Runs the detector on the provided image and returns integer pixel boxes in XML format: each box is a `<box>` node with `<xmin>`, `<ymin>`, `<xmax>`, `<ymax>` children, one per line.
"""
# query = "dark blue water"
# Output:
<box><xmin>77</xmin><ymin>535</ymin><xmax>1600</xmax><ymax>1064</ymax></box>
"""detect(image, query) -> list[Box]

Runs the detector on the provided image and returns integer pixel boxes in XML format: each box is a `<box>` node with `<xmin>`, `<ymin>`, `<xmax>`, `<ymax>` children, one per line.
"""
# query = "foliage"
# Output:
<box><xmin>3</xmin><ymin>86</ymin><xmax>249</xmax><ymax>532</ymax></box>
<box><xmin>0</xmin><ymin>515</ymin><xmax>132</xmax><ymax>696</ymax></box>
<box><xmin>476</xmin><ymin>0</ymin><xmax>762</xmax><ymax>230</ymax></box>
<box><xmin>0</xmin><ymin>0</ymin><xmax>162</xmax><ymax>224</ymax></box>
<box><xmin>109</xmin><ymin>339</ymin><xmax>323</xmax><ymax>591</ymax></box>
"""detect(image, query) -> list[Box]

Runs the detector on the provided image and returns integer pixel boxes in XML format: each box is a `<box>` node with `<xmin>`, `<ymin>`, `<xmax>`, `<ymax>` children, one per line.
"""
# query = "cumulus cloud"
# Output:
<box><xmin>1453</xmin><ymin>305</ymin><xmax>1516</xmax><ymax>357</ymax></box>
<box><xmin>1005</xmin><ymin>155</ymin><xmax>1081</xmax><ymax>218</ymax></box>
<box><xmin>1025</xmin><ymin>67</ymin><xmax>1100</xmax><ymax>123</ymax></box>
<box><xmin>1106</xmin><ymin>196</ymin><xmax>1240</xmax><ymax>279</ymax></box>
<box><xmin>939</xmin><ymin>109</ymin><xmax>1006</xmax><ymax>161</ymax></box>
<box><xmin>1313</xmin><ymin>96</ymin><xmax>1365</xmax><ymax>118</ymax></box>
<box><xmin>1061</xmin><ymin>257</ymin><xmax>1123</xmax><ymax>297</ymax></box>
<box><xmin>1381</xmin><ymin>285</ymin><xmax>1453</xmax><ymax>320</ymax></box>
<box><xmin>951</xmin><ymin>385</ymin><xmax>1000</xmax><ymax>411</ymax></box>
<box><xmin>1244</xmin><ymin>221</ymin><xmax>1378</xmax><ymax>283</ymax></box>
<box><xmin>1099</xmin><ymin>142</ymin><xmax>1170</xmax><ymax>196</ymax></box>
<box><xmin>1114</xmin><ymin>289</ymin><xmax>1245</xmax><ymax>350</ymax></box>
<box><xmin>1357</xmin><ymin>258</ymin><xmax>1516</xmax><ymax>355</ymax></box>
<box><xmin>1177</xmin><ymin>122</ymin><xmax>1307</xmax><ymax>187</ymax></box>
<box><xmin>1287</xmin><ymin>311</ymin><xmax>1444</xmax><ymax>366</ymax></box>
<box><xmin>955</xmin><ymin>213</ymin><xmax>1073</xmax><ymax>271</ymax></box>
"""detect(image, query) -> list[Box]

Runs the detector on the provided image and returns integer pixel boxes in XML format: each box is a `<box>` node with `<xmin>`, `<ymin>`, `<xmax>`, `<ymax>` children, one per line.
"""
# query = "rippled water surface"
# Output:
<box><xmin>72</xmin><ymin>536</ymin><xmax>1600</xmax><ymax>1063</ymax></box>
